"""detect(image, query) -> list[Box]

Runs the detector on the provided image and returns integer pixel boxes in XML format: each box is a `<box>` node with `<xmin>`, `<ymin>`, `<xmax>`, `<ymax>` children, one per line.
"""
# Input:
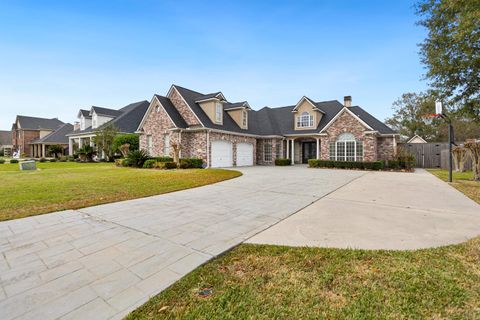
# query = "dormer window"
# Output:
<box><xmin>215</xmin><ymin>102</ymin><xmax>222</xmax><ymax>123</ymax></box>
<box><xmin>297</xmin><ymin>112</ymin><xmax>314</xmax><ymax>128</ymax></box>
<box><xmin>242</xmin><ymin>110</ymin><xmax>248</xmax><ymax>128</ymax></box>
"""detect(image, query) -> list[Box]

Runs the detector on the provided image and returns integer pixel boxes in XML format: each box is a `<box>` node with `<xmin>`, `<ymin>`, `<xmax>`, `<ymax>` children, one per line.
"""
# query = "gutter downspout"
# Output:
<box><xmin>179</xmin><ymin>129</ymin><xmax>182</xmax><ymax>159</ymax></box>
<box><xmin>206</xmin><ymin>130</ymin><xmax>210</xmax><ymax>168</ymax></box>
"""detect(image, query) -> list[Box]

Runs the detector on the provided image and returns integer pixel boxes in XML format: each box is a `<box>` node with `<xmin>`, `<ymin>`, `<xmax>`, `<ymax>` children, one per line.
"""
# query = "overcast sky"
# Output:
<box><xmin>0</xmin><ymin>0</ymin><xmax>427</xmax><ymax>129</ymax></box>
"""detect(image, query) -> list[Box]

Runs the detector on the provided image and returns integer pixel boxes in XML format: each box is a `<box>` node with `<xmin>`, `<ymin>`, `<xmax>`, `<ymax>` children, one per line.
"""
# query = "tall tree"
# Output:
<box><xmin>385</xmin><ymin>92</ymin><xmax>442</xmax><ymax>141</ymax></box>
<box><xmin>416</xmin><ymin>0</ymin><xmax>480</xmax><ymax>122</ymax></box>
<box><xmin>92</xmin><ymin>124</ymin><xmax>118</xmax><ymax>161</ymax></box>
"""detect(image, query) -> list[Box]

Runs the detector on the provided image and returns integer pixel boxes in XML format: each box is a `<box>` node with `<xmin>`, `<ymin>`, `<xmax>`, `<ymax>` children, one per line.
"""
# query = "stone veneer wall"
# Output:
<box><xmin>169</xmin><ymin>88</ymin><xmax>201</xmax><ymax>126</ymax></box>
<box><xmin>181</xmin><ymin>131</ymin><xmax>207</xmax><ymax>162</ymax></box>
<box><xmin>257</xmin><ymin>138</ymin><xmax>283</xmax><ymax>165</ymax></box>
<box><xmin>377</xmin><ymin>136</ymin><xmax>395</xmax><ymax>160</ymax></box>
<box><xmin>209</xmin><ymin>132</ymin><xmax>257</xmax><ymax>167</ymax></box>
<box><xmin>319</xmin><ymin>110</ymin><xmax>378</xmax><ymax>161</ymax></box>
<box><xmin>139</xmin><ymin>102</ymin><xmax>179</xmax><ymax>157</ymax></box>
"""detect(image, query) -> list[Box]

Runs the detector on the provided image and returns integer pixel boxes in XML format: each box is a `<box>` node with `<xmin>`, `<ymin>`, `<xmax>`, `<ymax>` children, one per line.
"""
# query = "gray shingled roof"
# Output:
<box><xmin>14</xmin><ymin>116</ymin><xmax>64</xmax><ymax>130</ymax></box>
<box><xmin>79</xmin><ymin>109</ymin><xmax>91</xmax><ymax>118</ymax></box>
<box><xmin>0</xmin><ymin>130</ymin><xmax>12</xmax><ymax>146</ymax></box>
<box><xmin>155</xmin><ymin>95</ymin><xmax>188</xmax><ymax>128</ymax></box>
<box><xmin>91</xmin><ymin>106</ymin><xmax>122</xmax><ymax>117</ymax></box>
<box><xmin>31</xmin><ymin>124</ymin><xmax>74</xmax><ymax>144</ymax></box>
<box><xmin>172</xmin><ymin>85</ymin><xmax>396</xmax><ymax>136</ymax></box>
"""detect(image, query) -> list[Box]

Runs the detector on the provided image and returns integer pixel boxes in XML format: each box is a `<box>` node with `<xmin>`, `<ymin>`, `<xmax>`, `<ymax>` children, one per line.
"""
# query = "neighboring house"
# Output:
<box><xmin>0</xmin><ymin>130</ymin><xmax>13</xmax><ymax>157</ymax></box>
<box><xmin>67</xmin><ymin>100</ymin><xmax>150</xmax><ymax>155</ymax></box>
<box><xmin>30</xmin><ymin>123</ymin><xmax>74</xmax><ymax>157</ymax></box>
<box><xmin>406</xmin><ymin>135</ymin><xmax>427</xmax><ymax>144</ymax></box>
<box><xmin>11</xmin><ymin>116</ymin><xmax>65</xmax><ymax>156</ymax></box>
<box><xmin>137</xmin><ymin>85</ymin><xmax>398</xmax><ymax>167</ymax></box>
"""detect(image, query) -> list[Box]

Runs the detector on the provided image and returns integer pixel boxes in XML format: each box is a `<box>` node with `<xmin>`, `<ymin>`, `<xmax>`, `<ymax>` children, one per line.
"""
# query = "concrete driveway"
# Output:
<box><xmin>0</xmin><ymin>166</ymin><xmax>362</xmax><ymax>320</ymax></box>
<box><xmin>247</xmin><ymin>169</ymin><xmax>480</xmax><ymax>250</ymax></box>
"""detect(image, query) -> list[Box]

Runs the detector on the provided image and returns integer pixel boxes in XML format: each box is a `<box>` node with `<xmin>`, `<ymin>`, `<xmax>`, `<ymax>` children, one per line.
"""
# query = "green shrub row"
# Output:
<box><xmin>275</xmin><ymin>158</ymin><xmax>291</xmax><ymax>166</ymax></box>
<box><xmin>150</xmin><ymin>156</ymin><xmax>174</xmax><ymax>162</ymax></box>
<box><xmin>308</xmin><ymin>159</ymin><xmax>384</xmax><ymax>170</ymax></box>
<box><xmin>0</xmin><ymin>159</ymin><xmax>5</xmax><ymax>164</ymax></box>
<box><xmin>179</xmin><ymin>158</ymin><xmax>203</xmax><ymax>169</ymax></box>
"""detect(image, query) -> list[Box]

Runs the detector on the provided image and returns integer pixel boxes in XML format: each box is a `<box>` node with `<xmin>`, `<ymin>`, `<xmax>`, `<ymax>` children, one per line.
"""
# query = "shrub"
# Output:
<box><xmin>309</xmin><ymin>159</ymin><xmax>383</xmax><ymax>171</ymax></box>
<box><xmin>179</xmin><ymin>158</ymin><xmax>203</xmax><ymax>169</ymax></box>
<box><xmin>275</xmin><ymin>158</ymin><xmax>291</xmax><ymax>166</ymax></box>
<box><xmin>50</xmin><ymin>158</ymin><xmax>57</xmax><ymax>162</ymax></box>
<box><xmin>112</xmin><ymin>134</ymin><xmax>139</xmax><ymax>156</ymax></box>
<box><xmin>164</xmin><ymin>162</ymin><xmax>177</xmax><ymax>169</ymax></box>
<box><xmin>59</xmin><ymin>156</ymin><xmax>67</xmax><ymax>162</ymax></box>
<box><xmin>126</xmin><ymin>150</ymin><xmax>149</xmax><ymax>168</ymax></box>
<box><xmin>10</xmin><ymin>159</ymin><xmax>19</xmax><ymax>164</ymax></box>
<box><xmin>114</xmin><ymin>159</ymin><xmax>123</xmax><ymax>167</ymax></box>
<box><xmin>67</xmin><ymin>156</ymin><xmax>75</xmax><ymax>162</ymax></box>
<box><xmin>121</xmin><ymin>159</ymin><xmax>131</xmax><ymax>167</ymax></box>
<box><xmin>150</xmin><ymin>156</ymin><xmax>173</xmax><ymax>162</ymax></box>
<box><xmin>143</xmin><ymin>159</ymin><xmax>156</xmax><ymax>168</ymax></box>
<box><xmin>0</xmin><ymin>159</ymin><xmax>5</xmax><ymax>164</ymax></box>
<box><xmin>39</xmin><ymin>158</ymin><xmax>47</xmax><ymax>162</ymax></box>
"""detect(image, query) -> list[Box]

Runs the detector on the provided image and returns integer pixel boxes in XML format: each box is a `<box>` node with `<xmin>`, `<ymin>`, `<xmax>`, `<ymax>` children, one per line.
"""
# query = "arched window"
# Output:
<box><xmin>329</xmin><ymin>133</ymin><xmax>363</xmax><ymax>161</ymax></box>
<box><xmin>297</xmin><ymin>112</ymin><xmax>314</xmax><ymax>128</ymax></box>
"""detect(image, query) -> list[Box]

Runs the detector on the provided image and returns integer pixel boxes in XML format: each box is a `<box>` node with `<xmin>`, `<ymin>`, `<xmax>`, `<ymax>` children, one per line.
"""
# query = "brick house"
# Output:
<box><xmin>137</xmin><ymin>85</ymin><xmax>398</xmax><ymax>167</ymax></box>
<box><xmin>11</xmin><ymin>116</ymin><xmax>65</xmax><ymax>157</ymax></box>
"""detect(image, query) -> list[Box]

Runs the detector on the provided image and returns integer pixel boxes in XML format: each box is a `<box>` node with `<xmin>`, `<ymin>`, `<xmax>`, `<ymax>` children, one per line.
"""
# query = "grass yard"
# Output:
<box><xmin>428</xmin><ymin>169</ymin><xmax>480</xmax><ymax>204</ymax></box>
<box><xmin>127</xmin><ymin>169</ymin><xmax>480</xmax><ymax>320</ymax></box>
<box><xmin>0</xmin><ymin>162</ymin><xmax>241</xmax><ymax>221</ymax></box>
<box><xmin>127</xmin><ymin>239</ymin><xmax>480</xmax><ymax>320</ymax></box>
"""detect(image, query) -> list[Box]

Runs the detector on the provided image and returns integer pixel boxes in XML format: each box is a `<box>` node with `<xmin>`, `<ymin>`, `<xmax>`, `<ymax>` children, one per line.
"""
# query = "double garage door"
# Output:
<box><xmin>211</xmin><ymin>141</ymin><xmax>253</xmax><ymax>168</ymax></box>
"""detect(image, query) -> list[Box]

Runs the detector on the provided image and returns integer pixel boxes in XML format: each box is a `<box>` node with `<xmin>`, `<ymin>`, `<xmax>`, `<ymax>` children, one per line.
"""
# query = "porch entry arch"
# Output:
<box><xmin>329</xmin><ymin>133</ymin><xmax>363</xmax><ymax>161</ymax></box>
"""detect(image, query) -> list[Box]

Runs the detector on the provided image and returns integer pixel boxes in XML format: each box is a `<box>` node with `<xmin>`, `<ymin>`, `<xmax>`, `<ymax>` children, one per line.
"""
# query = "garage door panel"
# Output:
<box><xmin>211</xmin><ymin>141</ymin><xmax>233</xmax><ymax>168</ymax></box>
<box><xmin>237</xmin><ymin>143</ymin><xmax>254</xmax><ymax>166</ymax></box>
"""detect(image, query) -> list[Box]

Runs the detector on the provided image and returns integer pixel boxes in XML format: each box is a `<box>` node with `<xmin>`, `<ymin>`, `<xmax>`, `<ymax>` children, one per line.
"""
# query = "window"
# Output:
<box><xmin>296</xmin><ymin>112</ymin><xmax>314</xmax><ymax>128</ymax></box>
<box><xmin>275</xmin><ymin>140</ymin><xmax>281</xmax><ymax>159</ymax></box>
<box><xmin>242</xmin><ymin>110</ymin><xmax>248</xmax><ymax>128</ymax></box>
<box><xmin>215</xmin><ymin>102</ymin><xmax>222</xmax><ymax>123</ymax></box>
<box><xmin>263</xmin><ymin>139</ymin><xmax>272</xmax><ymax>162</ymax></box>
<box><xmin>146</xmin><ymin>135</ymin><xmax>153</xmax><ymax>155</ymax></box>
<box><xmin>329</xmin><ymin>133</ymin><xmax>363</xmax><ymax>161</ymax></box>
<box><xmin>155</xmin><ymin>105</ymin><xmax>161</xmax><ymax>113</ymax></box>
<box><xmin>163</xmin><ymin>134</ymin><xmax>170</xmax><ymax>156</ymax></box>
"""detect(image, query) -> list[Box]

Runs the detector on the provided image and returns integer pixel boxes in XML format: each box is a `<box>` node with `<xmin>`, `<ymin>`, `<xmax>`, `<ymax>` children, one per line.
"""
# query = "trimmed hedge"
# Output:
<box><xmin>49</xmin><ymin>158</ymin><xmax>57</xmax><ymax>162</ymax></box>
<box><xmin>150</xmin><ymin>156</ymin><xmax>173</xmax><ymax>162</ymax></box>
<box><xmin>308</xmin><ymin>159</ymin><xmax>384</xmax><ymax>171</ymax></box>
<box><xmin>10</xmin><ymin>159</ymin><xmax>19</xmax><ymax>164</ymax></box>
<box><xmin>0</xmin><ymin>159</ymin><xmax>5</xmax><ymax>164</ymax></box>
<box><xmin>275</xmin><ymin>158</ymin><xmax>291</xmax><ymax>166</ymax></box>
<box><xmin>39</xmin><ymin>158</ymin><xmax>47</xmax><ymax>163</ymax></box>
<box><xmin>164</xmin><ymin>162</ymin><xmax>177</xmax><ymax>169</ymax></box>
<box><xmin>179</xmin><ymin>158</ymin><xmax>203</xmax><ymax>169</ymax></box>
<box><xmin>143</xmin><ymin>159</ymin><xmax>156</xmax><ymax>168</ymax></box>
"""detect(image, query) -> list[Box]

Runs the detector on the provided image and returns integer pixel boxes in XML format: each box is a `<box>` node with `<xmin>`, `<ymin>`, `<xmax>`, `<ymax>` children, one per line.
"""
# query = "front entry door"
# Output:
<box><xmin>302</xmin><ymin>142</ymin><xmax>316</xmax><ymax>164</ymax></box>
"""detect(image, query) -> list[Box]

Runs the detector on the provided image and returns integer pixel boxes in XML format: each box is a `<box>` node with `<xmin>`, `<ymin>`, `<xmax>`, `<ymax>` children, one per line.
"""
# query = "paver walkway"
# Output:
<box><xmin>248</xmin><ymin>169</ymin><xmax>480</xmax><ymax>249</ymax></box>
<box><xmin>0</xmin><ymin>166</ymin><xmax>363</xmax><ymax>320</ymax></box>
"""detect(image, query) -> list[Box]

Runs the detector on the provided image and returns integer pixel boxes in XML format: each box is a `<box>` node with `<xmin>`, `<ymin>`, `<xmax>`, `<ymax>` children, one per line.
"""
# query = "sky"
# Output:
<box><xmin>0</xmin><ymin>0</ymin><xmax>428</xmax><ymax>130</ymax></box>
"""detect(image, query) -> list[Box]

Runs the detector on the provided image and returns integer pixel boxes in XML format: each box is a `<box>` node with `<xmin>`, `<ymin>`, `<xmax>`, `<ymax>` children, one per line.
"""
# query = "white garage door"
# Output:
<box><xmin>211</xmin><ymin>140</ymin><xmax>233</xmax><ymax>168</ymax></box>
<box><xmin>236</xmin><ymin>143</ymin><xmax>254</xmax><ymax>166</ymax></box>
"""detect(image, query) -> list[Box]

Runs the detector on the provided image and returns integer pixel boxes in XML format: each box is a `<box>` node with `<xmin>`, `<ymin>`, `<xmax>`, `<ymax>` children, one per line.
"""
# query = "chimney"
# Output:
<box><xmin>344</xmin><ymin>96</ymin><xmax>352</xmax><ymax>107</ymax></box>
<box><xmin>73</xmin><ymin>122</ymin><xmax>80</xmax><ymax>131</ymax></box>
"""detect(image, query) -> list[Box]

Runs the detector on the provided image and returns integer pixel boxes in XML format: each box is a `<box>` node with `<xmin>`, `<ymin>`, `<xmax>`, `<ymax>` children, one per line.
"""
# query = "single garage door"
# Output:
<box><xmin>236</xmin><ymin>142</ymin><xmax>254</xmax><ymax>166</ymax></box>
<box><xmin>211</xmin><ymin>140</ymin><xmax>233</xmax><ymax>168</ymax></box>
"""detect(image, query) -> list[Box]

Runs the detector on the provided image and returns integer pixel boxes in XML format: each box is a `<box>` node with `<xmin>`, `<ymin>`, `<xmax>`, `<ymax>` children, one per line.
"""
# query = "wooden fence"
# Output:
<box><xmin>398</xmin><ymin>142</ymin><xmax>472</xmax><ymax>170</ymax></box>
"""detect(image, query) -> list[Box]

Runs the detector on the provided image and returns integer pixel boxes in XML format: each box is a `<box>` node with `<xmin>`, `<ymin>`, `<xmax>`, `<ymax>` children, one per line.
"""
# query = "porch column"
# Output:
<box><xmin>69</xmin><ymin>138</ymin><xmax>73</xmax><ymax>156</ymax></box>
<box><xmin>42</xmin><ymin>144</ymin><xmax>46</xmax><ymax>158</ymax></box>
<box><xmin>291</xmin><ymin>139</ymin><xmax>295</xmax><ymax>165</ymax></box>
<box><xmin>316</xmin><ymin>138</ymin><xmax>320</xmax><ymax>159</ymax></box>
<box><xmin>286</xmin><ymin>139</ymin><xmax>290</xmax><ymax>159</ymax></box>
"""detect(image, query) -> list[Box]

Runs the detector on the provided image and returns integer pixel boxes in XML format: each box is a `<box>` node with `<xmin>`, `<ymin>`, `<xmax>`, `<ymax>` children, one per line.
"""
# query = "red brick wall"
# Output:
<box><xmin>209</xmin><ymin>132</ymin><xmax>257</xmax><ymax>166</ymax></box>
<box><xmin>320</xmin><ymin>110</ymin><xmax>378</xmax><ymax>161</ymax></box>
<box><xmin>377</xmin><ymin>136</ymin><xmax>395</xmax><ymax>160</ymax></box>
<box><xmin>169</xmin><ymin>88</ymin><xmax>201</xmax><ymax>126</ymax></box>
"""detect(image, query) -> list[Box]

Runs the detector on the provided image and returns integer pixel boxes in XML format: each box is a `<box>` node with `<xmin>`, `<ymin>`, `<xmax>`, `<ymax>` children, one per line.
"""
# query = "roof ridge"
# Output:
<box><xmin>172</xmin><ymin>84</ymin><xmax>205</xmax><ymax>96</ymax></box>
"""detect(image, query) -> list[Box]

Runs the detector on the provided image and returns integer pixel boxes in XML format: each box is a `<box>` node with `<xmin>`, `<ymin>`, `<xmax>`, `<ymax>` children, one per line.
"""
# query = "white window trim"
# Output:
<box><xmin>296</xmin><ymin>112</ymin><xmax>314</xmax><ymax>128</ymax></box>
<box><xmin>242</xmin><ymin>110</ymin><xmax>248</xmax><ymax>128</ymax></box>
<box><xmin>215</xmin><ymin>102</ymin><xmax>223</xmax><ymax>123</ymax></box>
<box><xmin>263</xmin><ymin>139</ymin><xmax>272</xmax><ymax>162</ymax></box>
<box><xmin>329</xmin><ymin>134</ymin><xmax>364</xmax><ymax>161</ymax></box>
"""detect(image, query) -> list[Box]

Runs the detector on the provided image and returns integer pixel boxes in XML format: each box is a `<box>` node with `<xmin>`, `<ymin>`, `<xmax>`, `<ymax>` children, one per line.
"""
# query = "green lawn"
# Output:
<box><xmin>0</xmin><ymin>162</ymin><xmax>241</xmax><ymax>221</ymax></box>
<box><xmin>127</xmin><ymin>169</ymin><xmax>480</xmax><ymax>320</ymax></box>
<box><xmin>428</xmin><ymin>169</ymin><xmax>480</xmax><ymax>204</ymax></box>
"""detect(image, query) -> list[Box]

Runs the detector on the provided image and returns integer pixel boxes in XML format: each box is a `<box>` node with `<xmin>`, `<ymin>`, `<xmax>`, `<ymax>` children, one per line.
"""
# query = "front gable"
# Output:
<box><xmin>322</xmin><ymin>108</ymin><xmax>374</xmax><ymax>140</ymax></box>
<box><xmin>137</xmin><ymin>96</ymin><xmax>176</xmax><ymax>134</ymax></box>
<box><xmin>292</xmin><ymin>97</ymin><xmax>324</xmax><ymax>130</ymax></box>
<box><xmin>167</xmin><ymin>86</ymin><xmax>202</xmax><ymax>126</ymax></box>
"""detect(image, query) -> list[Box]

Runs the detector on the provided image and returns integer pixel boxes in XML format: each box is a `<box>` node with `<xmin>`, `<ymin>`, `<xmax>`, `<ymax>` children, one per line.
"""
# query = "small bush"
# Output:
<box><xmin>275</xmin><ymin>158</ymin><xmax>291</xmax><ymax>166</ymax></box>
<box><xmin>67</xmin><ymin>156</ymin><xmax>75</xmax><ymax>162</ymax></box>
<box><xmin>150</xmin><ymin>156</ymin><xmax>173</xmax><ymax>162</ymax></box>
<box><xmin>121</xmin><ymin>159</ymin><xmax>131</xmax><ymax>167</ymax></box>
<box><xmin>59</xmin><ymin>157</ymin><xmax>67</xmax><ymax>162</ymax></box>
<box><xmin>10</xmin><ymin>159</ymin><xmax>19</xmax><ymax>164</ymax></box>
<box><xmin>179</xmin><ymin>158</ymin><xmax>203</xmax><ymax>169</ymax></box>
<box><xmin>126</xmin><ymin>150</ymin><xmax>149</xmax><ymax>168</ymax></box>
<box><xmin>39</xmin><ymin>158</ymin><xmax>47</xmax><ymax>162</ymax></box>
<box><xmin>114</xmin><ymin>159</ymin><xmax>123</xmax><ymax>167</ymax></box>
<box><xmin>143</xmin><ymin>159</ymin><xmax>156</xmax><ymax>168</ymax></box>
<box><xmin>49</xmin><ymin>158</ymin><xmax>57</xmax><ymax>162</ymax></box>
<box><xmin>164</xmin><ymin>162</ymin><xmax>177</xmax><ymax>169</ymax></box>
<box><xmin>309</xmin><ymin>159</ymin><xmax>384</xmax><ymax>171</ymax></box>
<box><xmin>0</xmin><ymin>159</ymin><xmax>5</xmax><ymax>164</ymax></box>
